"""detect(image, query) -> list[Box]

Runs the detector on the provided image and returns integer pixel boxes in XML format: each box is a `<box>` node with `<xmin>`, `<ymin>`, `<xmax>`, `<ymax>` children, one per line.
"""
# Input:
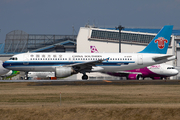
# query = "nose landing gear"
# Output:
<box><xmin>24</xmin><ymin>72</ymin><xmax>29</xmax><ymax>80</ymax></box>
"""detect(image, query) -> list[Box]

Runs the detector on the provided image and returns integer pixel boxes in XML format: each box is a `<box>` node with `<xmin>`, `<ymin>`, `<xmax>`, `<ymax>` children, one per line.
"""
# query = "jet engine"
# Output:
<box><xmin>55</xmin><ymin>67</ymin><xmax>76</xmax><ymax>78</ymax></box>
<box><xmin>127</xmin><ymin>74</ymin><xmax>141</xmax><ymax>80</ymax></box>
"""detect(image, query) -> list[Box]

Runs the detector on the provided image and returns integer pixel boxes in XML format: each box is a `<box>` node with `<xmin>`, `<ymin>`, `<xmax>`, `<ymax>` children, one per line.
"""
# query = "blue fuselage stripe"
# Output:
<box><xmin>3</xmin><ymin>61</ymin><xmax>135</xmax><ymax>68</ymax></box>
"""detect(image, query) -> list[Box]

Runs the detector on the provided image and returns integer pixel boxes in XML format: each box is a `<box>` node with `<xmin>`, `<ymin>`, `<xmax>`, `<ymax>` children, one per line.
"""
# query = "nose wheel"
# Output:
<box><xmin>82</xmin><ymin>74</ymin><xmax>88</xmax><ymax>80</ymax></box>
<box><xmin>24</xmin><ymin>72</ymin><xmax>29</xmax><ymax>80</ymax></box>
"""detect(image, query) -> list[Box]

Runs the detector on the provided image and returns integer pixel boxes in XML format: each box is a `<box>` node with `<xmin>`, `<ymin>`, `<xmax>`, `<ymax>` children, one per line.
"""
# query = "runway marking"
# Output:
<box><xmin>103</xmin><ymin>80</ymin><xmax>112</xmax><ymax>82</ymax></box>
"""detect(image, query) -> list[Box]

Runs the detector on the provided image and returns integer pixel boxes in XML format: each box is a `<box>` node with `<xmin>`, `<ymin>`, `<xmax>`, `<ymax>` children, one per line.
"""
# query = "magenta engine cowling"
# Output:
<box><xmin>128</xmin><ymin>74</ymin><xmax>139</xmax><ymax>80</ymax></box>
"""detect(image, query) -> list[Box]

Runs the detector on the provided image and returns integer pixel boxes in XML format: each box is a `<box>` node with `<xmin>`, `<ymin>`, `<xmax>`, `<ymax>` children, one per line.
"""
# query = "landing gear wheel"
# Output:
<box><xmin>82</xmin><ymin>74</ymin><xmax>88</xmax><ymax>80</ymax></box>
<box><xmin>137</xmin><ymin>75</ymin><xmax>143</xmax><ymax>80</ymax></box>
<box><xmin>24</xmin><ymin>72</ymin><xmax>29</xmax><ymax>80</ymax></box>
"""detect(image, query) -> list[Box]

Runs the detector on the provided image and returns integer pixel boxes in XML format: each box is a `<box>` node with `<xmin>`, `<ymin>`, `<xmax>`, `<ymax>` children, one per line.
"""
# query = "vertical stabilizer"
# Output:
<box><xmin>139</xmin><ymin>25</ymin><xmax>173</xmax><ymax>54</ymax></box>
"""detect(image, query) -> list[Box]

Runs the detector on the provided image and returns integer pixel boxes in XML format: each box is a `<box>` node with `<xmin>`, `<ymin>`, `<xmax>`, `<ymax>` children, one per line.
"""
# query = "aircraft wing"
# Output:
<box><xmin>152</xmin><ymin>55</ymin><xmax>174</xmax><ymax>62</ymax></box>
<box><xmin>65</xmin><ymin>59</ymin><xmax>104</xmax><ymax>72</ymax></box>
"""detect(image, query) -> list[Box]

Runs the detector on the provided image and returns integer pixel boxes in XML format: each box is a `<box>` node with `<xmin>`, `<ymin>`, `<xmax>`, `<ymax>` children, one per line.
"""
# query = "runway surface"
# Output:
<box><xmin>1</xmin><ymin>79</ymin><xmax>180</xmax><ymax>86</ymax></box>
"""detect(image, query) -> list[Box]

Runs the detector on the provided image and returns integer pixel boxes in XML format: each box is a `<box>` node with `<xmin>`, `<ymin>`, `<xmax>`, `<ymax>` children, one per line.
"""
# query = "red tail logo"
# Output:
<box><xmin>154</xmin><ymin>37</ymin><xmax>168</xmax><ymax>49</ymax></box>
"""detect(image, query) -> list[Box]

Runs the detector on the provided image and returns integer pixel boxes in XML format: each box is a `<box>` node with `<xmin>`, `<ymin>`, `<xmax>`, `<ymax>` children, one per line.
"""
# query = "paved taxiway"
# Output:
<box><xmin>1</xmin><ymin>79</ymin><xmax>180</xmax><ymax>85</ymax></box>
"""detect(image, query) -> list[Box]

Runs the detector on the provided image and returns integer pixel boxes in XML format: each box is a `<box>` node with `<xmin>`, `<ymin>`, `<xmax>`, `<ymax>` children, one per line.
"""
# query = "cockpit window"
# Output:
<box><xmin>167</xmin><ymin>67</ymin><xmax>175</xmax><ymax>69</ymax></box>
<box><xmin>9</xmin><ymin>57</ymin><xmax>18</xmax><ymax>60</ymax></box>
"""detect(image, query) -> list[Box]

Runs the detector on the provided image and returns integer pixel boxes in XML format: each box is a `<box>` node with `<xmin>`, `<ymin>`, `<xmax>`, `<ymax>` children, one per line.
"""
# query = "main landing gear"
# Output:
<box><xmin>82</xmin><ymin>73</ymin><xmax>88</xmax><ymax>80</ymax></box>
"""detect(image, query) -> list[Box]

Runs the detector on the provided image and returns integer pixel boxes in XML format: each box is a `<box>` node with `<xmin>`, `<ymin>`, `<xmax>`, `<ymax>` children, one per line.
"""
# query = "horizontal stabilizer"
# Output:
<box><xmin>152</xmin><ymin>55</ymin><xmax>174</xmax><ymax>62</ymax></box>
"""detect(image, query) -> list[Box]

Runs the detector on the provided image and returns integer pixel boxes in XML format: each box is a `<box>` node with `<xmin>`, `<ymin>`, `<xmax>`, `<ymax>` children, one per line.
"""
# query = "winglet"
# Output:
<box><xmin>104</xmin><ymin>57</ymin><xmax>110</xmax><ymax>62</ymax></box>
<box><xmin>139</xmin><ymin>25</ymin><xmax>173</xmax><ymax>54</ymax></box>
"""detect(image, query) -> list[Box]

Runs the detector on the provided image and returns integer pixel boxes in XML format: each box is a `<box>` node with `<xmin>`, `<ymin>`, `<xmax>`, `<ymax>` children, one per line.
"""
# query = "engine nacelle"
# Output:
<box><xmin>55</xmin><ymin>67</ymin><xmax>76</xmax><ymax>78</ymax></box>
<box><xmin>128</xmin><ymin>74</ymin><xmax>140</xmax><ymax>80</ymax></box>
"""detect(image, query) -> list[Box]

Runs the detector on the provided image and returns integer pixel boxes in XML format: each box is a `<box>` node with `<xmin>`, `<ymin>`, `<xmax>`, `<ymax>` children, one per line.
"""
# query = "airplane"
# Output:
<box><xmin>0</xmin><ymin>60</ymin><xmax>10</xmax><ymax>76</ymax></box>
<box><xmin>0</xmin><ymin>60</ymin><xmax>19</xmax><ymax>79</ymax></box>
<box><xmin>0</xmin><ymin>70</ymin><xmax>20</xmax><ymax>80</ymax></box>
<box><xmin>1</xmin><ymin>70</ymin><xmax>55</xmax><ymax>80</ymax></box>
<box><xmin>2</xmin><ymin>25</ymin><xmax>175</xmax><ymax>80</ymax></box>
<box><xmin>90</xmin><ymin>46</ymin><xmax>179</xmax><ymax>80</ymax></box>
<box><xmin>1</xmin><ymin>70</ymin><xmax>20</xmax><ymax>79</ymax></box>
<box><xmin>108</xmin><ymin>64</ymin><xmax>178</xmax><ymax>80</ymax></box>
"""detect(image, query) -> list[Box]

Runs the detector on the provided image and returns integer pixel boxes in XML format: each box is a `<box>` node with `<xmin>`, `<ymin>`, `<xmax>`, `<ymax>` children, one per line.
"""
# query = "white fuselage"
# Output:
<box><xmin>147</xmin><ymin>64</ymin><xmax>178</xmax><ymax>76</ymax></box>
<box><xmin>3</xmin><ymin>52</ymin><xmax>175</xmax><ymax>73</ymax></box>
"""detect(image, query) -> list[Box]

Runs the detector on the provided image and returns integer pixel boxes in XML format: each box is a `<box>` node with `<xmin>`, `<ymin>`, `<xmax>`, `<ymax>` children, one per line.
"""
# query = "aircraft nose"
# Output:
<box><xmin>173</xmin><ymin>69</ymin><xmax>179</xmax><ymax>76</ymax></box>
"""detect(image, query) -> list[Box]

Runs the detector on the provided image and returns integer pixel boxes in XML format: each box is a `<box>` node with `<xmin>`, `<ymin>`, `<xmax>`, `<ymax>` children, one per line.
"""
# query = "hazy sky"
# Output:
<box><xmin>0</xmin><ymin>0</ymin><xmax>180</xmax><ymax>43</ymax></box>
